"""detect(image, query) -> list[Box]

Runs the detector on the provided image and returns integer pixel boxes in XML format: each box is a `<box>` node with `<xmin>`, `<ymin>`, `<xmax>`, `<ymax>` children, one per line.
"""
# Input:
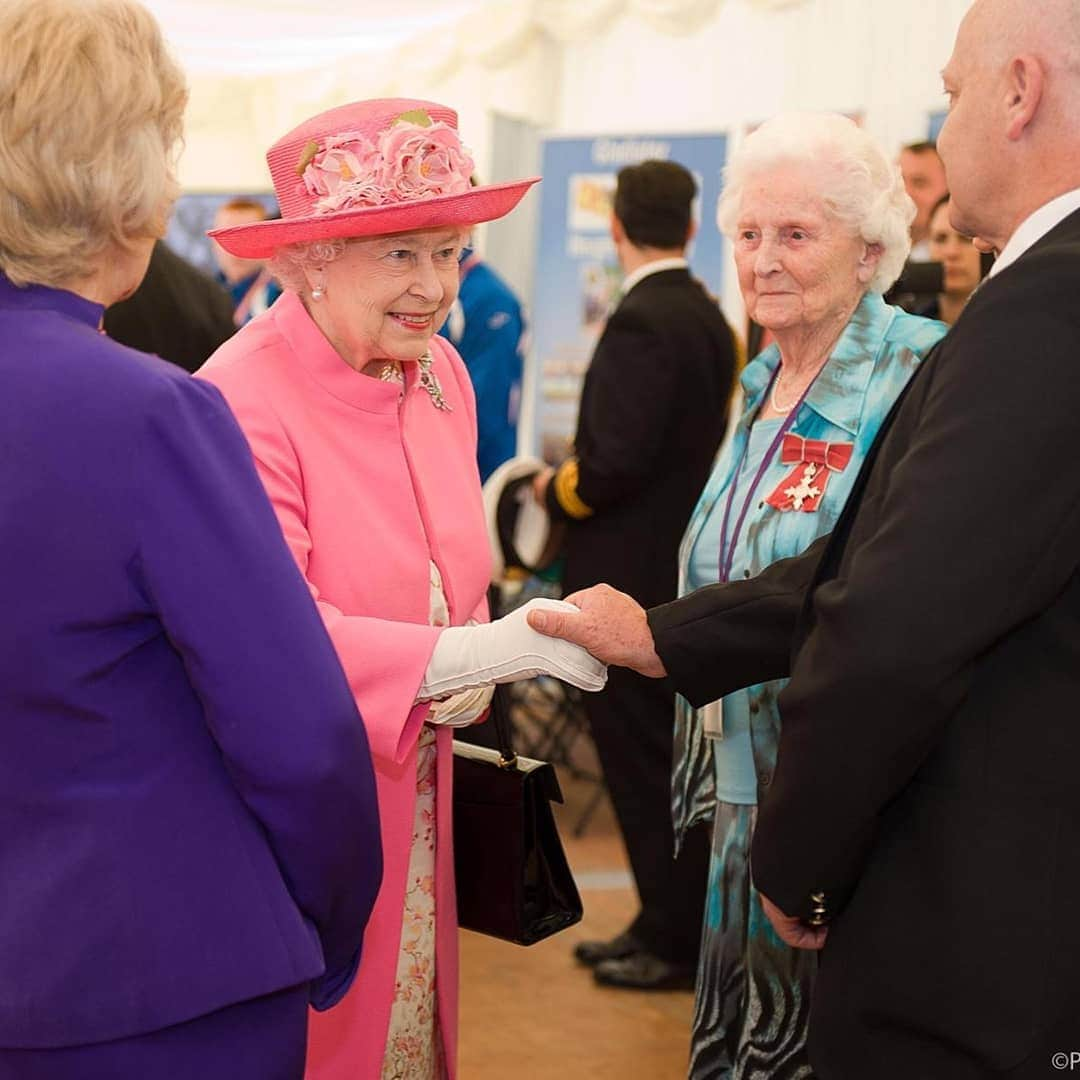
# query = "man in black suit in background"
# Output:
<box><xmin>104</xmin><ymin>241</ymin><xmax>236</xmax><ymax>373</ymax></box>
<box><xmin>528</xmin><ymin>0</ymin><xmax>1080</xmax><ymax>1072</ymax></box>
<box><xmin>535</xmin><ymin>160</ymin><xmax>736</xmax><ymax>989</ymax></box>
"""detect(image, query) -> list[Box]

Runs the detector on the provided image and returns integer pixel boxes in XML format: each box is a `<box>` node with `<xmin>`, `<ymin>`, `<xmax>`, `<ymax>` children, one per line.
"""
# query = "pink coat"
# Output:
<box><xmin>199</xmin><ymin>290</ymin><xmax>491</xmax><ymax>1078</ymax></box>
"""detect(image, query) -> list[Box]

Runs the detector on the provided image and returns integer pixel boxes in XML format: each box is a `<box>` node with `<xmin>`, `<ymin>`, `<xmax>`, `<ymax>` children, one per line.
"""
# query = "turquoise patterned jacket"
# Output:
<box><xmin>671</xmin><ymin>292</ymin><xmax>947</xmax><ymax>844</ymax></box>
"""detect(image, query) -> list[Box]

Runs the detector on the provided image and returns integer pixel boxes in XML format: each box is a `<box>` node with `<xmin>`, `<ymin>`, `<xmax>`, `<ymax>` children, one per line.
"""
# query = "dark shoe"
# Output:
<box><xmin>573</xmin><ymin>932</ymin><xmax>642</xmax><ymax>968</ymax></box>
<box><xmin>592</xmin><ymin>952</ymin><xmax>695</xmax><ymax>991</ymax></box>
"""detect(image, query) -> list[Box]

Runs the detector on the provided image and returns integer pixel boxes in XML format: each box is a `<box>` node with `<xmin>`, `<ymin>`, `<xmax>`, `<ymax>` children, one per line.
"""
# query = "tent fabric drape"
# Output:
<box><xmin>156</xmin><ymin>0</ymin><xmax>810</xmax><ymax>81</ymax></box>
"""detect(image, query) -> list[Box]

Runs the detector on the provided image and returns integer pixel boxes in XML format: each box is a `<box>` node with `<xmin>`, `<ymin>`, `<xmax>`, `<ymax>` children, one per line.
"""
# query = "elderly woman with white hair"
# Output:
<box><xmin>667</xmin><ymin>113</ymin><xmax>947</xmax><ymax>1078</ymax></box>
<box><xmin>198</xmin><ymin>98</ymin><xmax>604</xmax><ymax>1080</ymax></box>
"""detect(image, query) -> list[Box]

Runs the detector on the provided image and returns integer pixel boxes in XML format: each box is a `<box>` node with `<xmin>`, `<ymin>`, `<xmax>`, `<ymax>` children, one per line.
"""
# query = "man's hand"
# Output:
<box><xmin>759</xmin><ymin>892</ymin><xmax>828</xmax><ymax>951</ymax></box>
<box><xmin>525</xmin><ymin>583</ymin><xmax>667</xmax><ymax>678</ymax></box>
<box><xmin>532</xmin><ymin>466</ymin><xmax>555</xmax><ymax>504</ymax></box>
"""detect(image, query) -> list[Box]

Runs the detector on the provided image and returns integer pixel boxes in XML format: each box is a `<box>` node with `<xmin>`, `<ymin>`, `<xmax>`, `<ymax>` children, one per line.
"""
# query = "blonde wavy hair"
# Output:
<box><xmin>717</xmin><ymin>112</ymin><xmax>915</xmax><ymax>295</ymax></box>
<box><xmin>0</xmin><ymin>0</ymin><xmax>188</xmax><ymax>287</ymax></box>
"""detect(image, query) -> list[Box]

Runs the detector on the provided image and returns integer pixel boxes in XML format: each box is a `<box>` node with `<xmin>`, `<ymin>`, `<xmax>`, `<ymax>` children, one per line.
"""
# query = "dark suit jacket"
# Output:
<box><xmin>104</xmin><ymin>241</ymin><xmax>236</xmax><ymax>373</ymax></box>
<box><xmin>648</xmin><ymin>210</ymin><xmax>1080</xmax><ymax>1077</ymax></box>
<box><xmin>552</xmin><ymin>267</ymin><xmax>736</xmax><ymax>607</ymax></box>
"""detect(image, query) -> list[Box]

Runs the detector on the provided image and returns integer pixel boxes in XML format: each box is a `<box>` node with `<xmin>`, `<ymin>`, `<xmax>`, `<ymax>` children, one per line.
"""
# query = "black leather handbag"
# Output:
<box><xmin>453</xmin><ymin>685</ymin><xmax>583</xmax><ymax>945</ymax></box>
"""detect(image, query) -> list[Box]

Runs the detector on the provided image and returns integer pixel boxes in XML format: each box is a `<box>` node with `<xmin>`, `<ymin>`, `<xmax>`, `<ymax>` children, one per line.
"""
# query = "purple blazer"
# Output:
<box><xmin>0</xmin><ymin>275</ymin><xmax>382</xmax><ymax>1049</ymax></box>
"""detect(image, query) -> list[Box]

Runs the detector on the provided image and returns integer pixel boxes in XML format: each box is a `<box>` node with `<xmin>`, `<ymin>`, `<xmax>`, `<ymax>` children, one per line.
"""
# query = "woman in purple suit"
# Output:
<box><xmin>0</xmin><ymin>2</ymin><xmax>382</xmax><ymax>1077</ymax></box>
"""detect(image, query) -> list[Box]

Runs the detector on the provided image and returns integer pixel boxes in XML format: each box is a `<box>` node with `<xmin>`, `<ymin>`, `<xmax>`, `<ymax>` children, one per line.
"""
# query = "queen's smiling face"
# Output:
<box><xmin>733</xmin><ymin>162</ymin><xmax>878</xmax><ymax>337</ymax></box>
<box><xmin>312</xmin><ymin>226</ymin><xmax>467</xmax><ymax>367</ymax></box>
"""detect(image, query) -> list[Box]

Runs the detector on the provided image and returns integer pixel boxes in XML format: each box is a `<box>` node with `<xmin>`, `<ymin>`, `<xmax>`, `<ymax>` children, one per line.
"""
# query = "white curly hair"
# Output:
<box><xmin>269</xmin><ymin>239</ymin><xmax>349</xmax><ymax>294</ymax></box>
<box><xmin>717</xmin><ymin>112</ymin><xmax>915</xmax><ymax>294</ymax></box>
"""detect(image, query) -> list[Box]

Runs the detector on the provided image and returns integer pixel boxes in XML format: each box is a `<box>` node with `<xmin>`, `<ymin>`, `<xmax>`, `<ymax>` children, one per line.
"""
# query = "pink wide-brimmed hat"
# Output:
<box><xmin>210</xmin><ymin>97</ymin><xmax>540</xmax><ymax>259</ymax></box>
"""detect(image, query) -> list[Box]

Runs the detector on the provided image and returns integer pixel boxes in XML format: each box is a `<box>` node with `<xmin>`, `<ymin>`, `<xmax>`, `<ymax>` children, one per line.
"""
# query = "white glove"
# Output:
<box><xmin>427</xmin><ymin>684</ymin><xmax>495</xmax><ymax>727</ymax></box>
<box><xmin>418</xmin><ymin>598</ymin><xmax>607</xmax><ymax>701</ymax></box>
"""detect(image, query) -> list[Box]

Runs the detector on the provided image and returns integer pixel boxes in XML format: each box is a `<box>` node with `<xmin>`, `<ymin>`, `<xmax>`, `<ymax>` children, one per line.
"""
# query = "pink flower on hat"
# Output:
<box><xmin>302</xmin><ymin>133</ymin><xmax>380</xmax><ymax>196</ymax></box>
<box><xmin>378</xmin><ymin>122</ymin><xmax>474</xmax><ymax>202</ymax></box>
<box><xmin>300</xmin><ymin>117</ymin><xmax>474</xmax><ymax>215</ymax></box>
<box><xmin>301</xmin><ymin>132</ymin><xmax>387</xmax><ymax>212</ymax></box>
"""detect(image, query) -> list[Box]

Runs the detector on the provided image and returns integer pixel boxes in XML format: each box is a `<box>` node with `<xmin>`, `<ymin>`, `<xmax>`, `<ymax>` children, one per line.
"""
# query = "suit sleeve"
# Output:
<box><xmin>750</xmin><ymin>264</ymin><xmax>1080</xmax><ymax>920</ymax></box>
<box><xmin>133</xmin><ymin>376</ymin><xmax>382</xmax><ymax>1010</ymax></box>
<box><xmin>648</xmin><ymin>535</ymin><xmax>828</xmax><ymax>702</ymax></box>
<box><xmin>549</xmin><ymin>308</ymin><xmax>680</xmax><ymax>519</ymax></box>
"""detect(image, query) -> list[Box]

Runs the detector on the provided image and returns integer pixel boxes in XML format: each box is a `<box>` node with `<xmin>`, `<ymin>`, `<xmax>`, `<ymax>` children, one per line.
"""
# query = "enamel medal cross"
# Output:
<box><xmin>784</xmin><ymin>462</ymin><xmax>823</xmax><ymax>511</ymax></box>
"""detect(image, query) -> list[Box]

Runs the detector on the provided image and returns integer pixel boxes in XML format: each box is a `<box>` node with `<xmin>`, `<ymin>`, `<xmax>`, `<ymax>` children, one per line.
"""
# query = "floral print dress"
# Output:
<box><xmin>382</xmin><ymin>561</ymin><xmax>489</xmax><ymax>1079</ymax></box>
<box><xmin>381</xmin><ymin>723</ymin><xmax>442</xmax><ymax>1080</ymax></box>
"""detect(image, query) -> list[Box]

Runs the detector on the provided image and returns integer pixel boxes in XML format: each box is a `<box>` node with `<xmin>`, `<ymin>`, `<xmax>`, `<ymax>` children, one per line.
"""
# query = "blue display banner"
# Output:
<box><xmin>166</xmin><ymin>193</ymin><xmax>279</xmax><ymax>277</ymax></box>
<box><xmin>928</xmin><ymin>110</ymin><xmax>947</xmax><ymax>141</ymax></box>
<box><xmin>529</xmin><ymin>132</ymin><xmax>727</xmax><ymax>463</ymax></box>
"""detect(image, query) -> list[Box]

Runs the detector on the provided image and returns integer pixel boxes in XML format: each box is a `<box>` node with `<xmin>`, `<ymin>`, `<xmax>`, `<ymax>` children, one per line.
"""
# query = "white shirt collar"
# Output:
<box><xmin>621</xmin><ymin>256</ymin><xmax>689</xmax><ymax>296</ymax></box>
<box><xmin>989</xmin><ymin>188</ymin><xmax>1080</xmax><ymax>277</ymax></box>
<box><xmin>909</xmin><ymin>238</ymin><xmax>931</xmax><ymax>262</ymax></box>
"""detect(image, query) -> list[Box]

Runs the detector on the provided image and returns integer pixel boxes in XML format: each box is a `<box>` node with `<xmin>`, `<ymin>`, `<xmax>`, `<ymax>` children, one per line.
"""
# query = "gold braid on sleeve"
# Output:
<box><xmin>553</xmin><ymin>458</ymin><xmax>594</xmax><ymax>520</ymax></box>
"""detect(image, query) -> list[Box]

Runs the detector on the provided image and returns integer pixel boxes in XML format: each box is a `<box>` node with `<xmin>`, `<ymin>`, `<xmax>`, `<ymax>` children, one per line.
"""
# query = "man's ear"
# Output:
<box><xmin>1004</xmin><ymin>53</ymin><xmax>1045</xmax><ymax>141</ymax></box>
<box><xmin>610</xmin><ymin>215</ymin><xmax>625</xmax><ymax>245</ymax></box>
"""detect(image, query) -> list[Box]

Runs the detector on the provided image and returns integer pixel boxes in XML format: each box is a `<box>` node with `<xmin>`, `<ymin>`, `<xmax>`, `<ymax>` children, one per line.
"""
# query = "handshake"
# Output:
<box><xmin>418</xmin><ymin>587</ymin><xmax>664</xmax><ymax>702</ymax></box>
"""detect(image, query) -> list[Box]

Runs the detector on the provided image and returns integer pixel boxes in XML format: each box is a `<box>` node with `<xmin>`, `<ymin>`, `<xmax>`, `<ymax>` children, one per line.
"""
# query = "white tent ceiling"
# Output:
<box><xmin>143</xmin><ymin>1</ymin><xmax>489</xmax><ymax>74</ymax></box>
<box><xmin>145</xmin><ymin>0</ymin><xmax>808</xmax><ymax>75</ymax></box>
<box><xmin>158</xmin><ymin>0</ymin><xmax>968</xmax><ymax>242</ymax></box>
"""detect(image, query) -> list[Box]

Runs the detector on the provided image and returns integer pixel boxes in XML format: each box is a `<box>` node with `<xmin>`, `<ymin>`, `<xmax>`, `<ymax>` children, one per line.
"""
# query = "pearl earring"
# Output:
<box><xmin>311</xmin><ymin>284</ymin><xmax>325</xmax><ymax>301</ymax></box>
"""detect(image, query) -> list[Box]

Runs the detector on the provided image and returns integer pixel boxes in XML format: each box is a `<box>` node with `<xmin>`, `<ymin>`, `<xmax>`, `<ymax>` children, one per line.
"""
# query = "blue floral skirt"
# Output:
<box><xmin>688</xmin><ymin>801</ymin><xmax>818</xmax><ymax>1080</ymax></box>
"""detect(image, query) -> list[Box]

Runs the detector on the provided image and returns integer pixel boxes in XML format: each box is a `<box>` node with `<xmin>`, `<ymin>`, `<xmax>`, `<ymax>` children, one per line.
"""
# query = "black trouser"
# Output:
<box><xmin>584</xmin><ymin>663</ymin><xmax>710</xmax><ymax>967</ymax></box>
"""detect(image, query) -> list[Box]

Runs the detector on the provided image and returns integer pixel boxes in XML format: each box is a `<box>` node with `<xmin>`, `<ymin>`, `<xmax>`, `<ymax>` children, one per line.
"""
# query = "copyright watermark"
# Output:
<box><xmin>1053</xmin><ymin>1052</ymin><xmax>1080</xmax><ymax>1071</ymax></box>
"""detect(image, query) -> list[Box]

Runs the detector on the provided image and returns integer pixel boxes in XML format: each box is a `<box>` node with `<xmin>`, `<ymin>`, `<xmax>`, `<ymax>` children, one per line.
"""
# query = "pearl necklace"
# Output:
<box><xmin>769</xmin><ymin>370</ymin><xmax>801</xmax><ymax>414</ymax></box>
<box><xmin>770</xmin><ymin>353</ymin><xmax>831</xmax><ymax>414</ymax></box>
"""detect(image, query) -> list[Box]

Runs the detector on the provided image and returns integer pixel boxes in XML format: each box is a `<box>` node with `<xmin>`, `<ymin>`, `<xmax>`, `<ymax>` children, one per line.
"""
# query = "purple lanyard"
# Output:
<box><xmin>717</xmin><ymin>374</ymin><xmax>815</xmax><ymax>583</ymax></box>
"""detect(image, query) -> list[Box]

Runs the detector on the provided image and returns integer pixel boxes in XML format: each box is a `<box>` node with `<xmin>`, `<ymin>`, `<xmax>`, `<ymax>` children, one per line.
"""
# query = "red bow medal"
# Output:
<box><xmin>765</xmin><ymin>434</ymin><xmax>854</xmax><ymax>513</ymax></box>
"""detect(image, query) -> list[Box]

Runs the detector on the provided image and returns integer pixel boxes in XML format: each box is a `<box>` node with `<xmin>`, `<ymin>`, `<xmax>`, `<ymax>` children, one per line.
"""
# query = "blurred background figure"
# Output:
<box><xmin>897</xmin><ymin>141</ymin><xmax>948</xmax><ymax>259</ymax></box>
<box><xmin>918</xmin><ymin>194</ymin><xmax>992</xmax><ymax>325</ymax></box>
<box><xmin>535</xmin><ymin>159</ymin><xmax>737</xmax><ymax>993</ymax></box>
<box><xmin>887</xmin><ymin>141</ymin><xmax>951</xmax><ymax>312</ymax></box>
<box><xmin>439</xmin><ymin>240</ymin><xmax>525</xmax><ymax>482</ymax></box>
<box><xmin>212</xmin><ymin>197</ymin><xmax>282</xmax><ymax>325</ymax></box>
<box><xmin>104</xmin><ymin>239</ymin><xmax>236</xmax><ymax>371</ymax></box>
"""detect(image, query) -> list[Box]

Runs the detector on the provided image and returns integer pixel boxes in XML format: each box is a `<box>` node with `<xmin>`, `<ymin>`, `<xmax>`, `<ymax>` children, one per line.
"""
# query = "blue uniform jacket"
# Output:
<box><xmin>438</xmin><ymin>257</ymin><xmax>523</xmax><ymax>482</ymax></box>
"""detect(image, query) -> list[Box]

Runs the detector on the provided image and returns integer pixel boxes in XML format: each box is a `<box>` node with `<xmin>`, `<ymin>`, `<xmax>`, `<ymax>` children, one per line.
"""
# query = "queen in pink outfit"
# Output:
<box><xmin>198</xmin><ymin>98</ymin><xmax>604</xmax><ymax>1080</ymax></box>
